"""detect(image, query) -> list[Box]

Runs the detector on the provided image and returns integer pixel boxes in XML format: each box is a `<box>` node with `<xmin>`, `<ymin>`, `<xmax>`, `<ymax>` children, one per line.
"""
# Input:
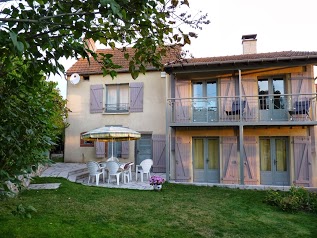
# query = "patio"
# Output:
<box><xmin>39</xmin><ymin>162</ymin><xmax>166</xmax><ymax>190</ymax></box>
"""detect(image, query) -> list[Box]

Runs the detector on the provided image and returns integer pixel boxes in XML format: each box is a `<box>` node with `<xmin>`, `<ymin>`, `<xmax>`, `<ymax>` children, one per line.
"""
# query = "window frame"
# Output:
<box><xmin>80</xmin><ymin>132</ymin><xmax>94</xmax><ymax>147</ymax></box>
<box><xmin>105</xmin><ymin>83</ymin><xmax>129</xmax><ymax>113</ymax></box>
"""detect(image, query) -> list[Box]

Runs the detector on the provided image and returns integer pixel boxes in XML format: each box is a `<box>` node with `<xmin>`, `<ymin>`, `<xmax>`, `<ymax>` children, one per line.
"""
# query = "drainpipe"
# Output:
<box><xmin>238</xmin><ymin>69</ymin><xmax>245</xmax><ymax>185</ymax></box>
<box><xmin>165</xmin><ymin>73</ymin><xmax>171</xmax><ymax>182</ymax></box>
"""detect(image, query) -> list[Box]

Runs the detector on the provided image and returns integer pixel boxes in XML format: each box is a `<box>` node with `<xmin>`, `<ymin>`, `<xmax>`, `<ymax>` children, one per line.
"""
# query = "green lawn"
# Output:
<box><xmin>1</xmin><ymin>177</ymin><xmax>317</xmax><ymax>238</ymax></box>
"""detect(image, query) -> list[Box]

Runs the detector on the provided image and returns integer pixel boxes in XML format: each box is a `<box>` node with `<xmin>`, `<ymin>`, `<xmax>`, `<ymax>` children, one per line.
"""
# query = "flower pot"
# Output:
<box><xmin>153</xmin><ymin>184</ymin><xmax>162</xmax><ymax>191</ymax></box>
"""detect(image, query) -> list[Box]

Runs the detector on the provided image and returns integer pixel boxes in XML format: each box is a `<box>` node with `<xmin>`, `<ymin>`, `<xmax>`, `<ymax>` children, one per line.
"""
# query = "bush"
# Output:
<box><xmin>264</xmin><ymin>186</ymin><xmax>317</xmax><ymax>213</ymax></box>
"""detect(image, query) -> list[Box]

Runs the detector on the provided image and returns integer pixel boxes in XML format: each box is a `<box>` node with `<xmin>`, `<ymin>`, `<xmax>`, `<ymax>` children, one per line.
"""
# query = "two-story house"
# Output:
<box><xmin>164</xmin><ymin>35</ymin><xmax>317</xmax><ymax>187</ymax></box>
<box><xmin>64</xmin><ymin>45</ymin><xmax>179</xmax><ymax>173</ymax></box>
<box><xmin>65</xmin><ymin>35</ymin><xmax>317</xmax><ymax>188</ymax></box>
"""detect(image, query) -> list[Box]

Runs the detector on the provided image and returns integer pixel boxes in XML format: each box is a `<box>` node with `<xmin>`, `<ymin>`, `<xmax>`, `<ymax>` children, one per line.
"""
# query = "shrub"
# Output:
<box><xmin>264</xmin><ymin>186</ymin><xmax>317</xmax><ymax>213</ymax></box>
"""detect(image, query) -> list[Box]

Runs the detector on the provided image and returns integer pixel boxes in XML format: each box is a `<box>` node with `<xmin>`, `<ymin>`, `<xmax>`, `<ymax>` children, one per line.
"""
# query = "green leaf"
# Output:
<box><xmin>9</xmin><ymin>31</ymin><xmax>18</xmax><ymax>46</ymax></box>
<box><xmin>109</xmin><ymin>42</ymin><xmax>115</xmax><ymax>49</ymax></box>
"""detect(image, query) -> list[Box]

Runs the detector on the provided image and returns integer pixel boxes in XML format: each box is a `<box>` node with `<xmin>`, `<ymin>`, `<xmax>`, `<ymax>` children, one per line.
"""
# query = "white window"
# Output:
<box><xmin>105</xmin><ymin>84</ymin><xmax>129</xmax><ymax>112</ymax></box>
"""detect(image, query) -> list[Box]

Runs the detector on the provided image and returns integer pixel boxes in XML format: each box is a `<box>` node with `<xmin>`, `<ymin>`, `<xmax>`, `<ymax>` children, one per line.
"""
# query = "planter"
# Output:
<box><xmin>153</xmin><ymin>184</ymin><xmax>162</xmax><ymax>191</ymax></box>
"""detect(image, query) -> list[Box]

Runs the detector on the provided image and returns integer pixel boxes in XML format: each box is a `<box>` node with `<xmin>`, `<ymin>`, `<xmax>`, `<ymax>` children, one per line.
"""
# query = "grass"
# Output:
<box><xmin>1</xmin><ymin>177</ymin><xmax>317</xmax><ymax>238</ymax></box>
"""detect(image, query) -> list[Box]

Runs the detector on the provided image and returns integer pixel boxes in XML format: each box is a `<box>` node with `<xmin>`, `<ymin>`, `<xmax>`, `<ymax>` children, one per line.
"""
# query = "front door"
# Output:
<box><xmin>258</xmin><ymin>77</ymin><xmax>287</xmax><ymax>120</ymax></box>
<box><xmin>136</xmin><ymin>134</ymin><xmax>152</xmax><ymax>165</ymax></box>
<box><xmin>192</xmin><ymin>80</ymin><xmax>218</xmax><ymax>122</ymax></box>
<box><xmin>260</xmin><ymin>137</ymin><xmax>289</xmax><ymax>185</ymax></box>
<box><xmin>193</xmin><ymin>138</ymin><xmax>220</xmax><ymax>183</ymax></box>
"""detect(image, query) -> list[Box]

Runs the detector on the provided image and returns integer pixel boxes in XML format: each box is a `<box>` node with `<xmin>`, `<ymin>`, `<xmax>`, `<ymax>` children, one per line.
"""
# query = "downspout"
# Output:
<box><xmin>165</xmin><ymin>73</ymin><xmax>171</xmax><ymax>182</ymax></box>
<box><xmin>238</xmin><ymin>69</ymin><xmax>245</xmax><ymax>185</ymax></box>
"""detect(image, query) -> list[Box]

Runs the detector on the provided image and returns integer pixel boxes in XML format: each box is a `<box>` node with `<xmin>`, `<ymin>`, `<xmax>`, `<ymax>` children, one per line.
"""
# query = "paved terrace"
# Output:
<box><xmin>33</xmin><ymin>162</ymin><xmax>317</xmax><ymax>192</ymax></box>
<box><xmin>38</xmin><ymin>162</ymin><xmax>165</xmax><ymax>190</ymax></box>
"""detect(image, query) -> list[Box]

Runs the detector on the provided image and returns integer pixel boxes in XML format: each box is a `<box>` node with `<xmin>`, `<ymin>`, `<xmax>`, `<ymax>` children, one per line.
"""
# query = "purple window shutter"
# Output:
<box><xmin>294</xmin><ymin>136</ymin><xmax>312</xmax><ymax>187</ymax></box>
<box><xmin>175</xmin><ymin>80</ymin><xmax>190</xmax><ymax>122</ymax></box>
<box><xmin>175</xmin><ymin>137</ymin><xmax>191</xmax><ymax>182</ymax></box>
<box><xmin>95</xmin><ymin>141</ymin><xmax>105</xmax><ymax>158</ymax></box>
<box><xmin>222</xmin><ymin>136</ymin><xmax>238</xmax><ymax>184</ymax></box>
<box><xmin>129</xmin><ymin>82</ymin><xmax>144</xmax><ymax>112</ymax></box>
<box><xmin>121</xmin><ymin>141</ymin><xmax>129</xmax><ymax>159</ymax></box>
<box><xmin>152</xmin><ymin>135</ymin><xmax>166</xmax><ymax>173</ymax></box>
<box><xmin>90</xmin><ymin>84</ymin><xmax>103</xmax><ymax>113</ymax></box>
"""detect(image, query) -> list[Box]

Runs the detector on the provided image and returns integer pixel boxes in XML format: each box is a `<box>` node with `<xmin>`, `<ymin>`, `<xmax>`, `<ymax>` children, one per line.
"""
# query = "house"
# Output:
<box><xmin>65</xmin><ymin>35</ymin><xmax>317</xmax><ymax>188</ymax></box>
<box><xmin>64</xmin><ymin>44</ymin><xmax>179</xmax><ymax>173</ymax></box>
<box><xmin>164</xmin><ymin>34</ymin><xmax>317</xmax><ymax>187</ymax></box>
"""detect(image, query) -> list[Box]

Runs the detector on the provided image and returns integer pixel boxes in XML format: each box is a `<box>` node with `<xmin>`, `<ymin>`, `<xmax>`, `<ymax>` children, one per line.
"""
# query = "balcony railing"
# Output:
<box><xmin>105</xmin><ymin>103</ymin><xmax>129</xmax><ymax>113</ymax></box>
<box><xmin>167</xmin><ymin>94</ymin><xmax>317</xmax><ymax>125</ymax></box>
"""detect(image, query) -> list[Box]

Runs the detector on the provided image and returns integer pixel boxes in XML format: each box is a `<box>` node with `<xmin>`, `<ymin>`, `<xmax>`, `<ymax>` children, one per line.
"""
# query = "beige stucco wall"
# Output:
<box><xmin>64</xmin><ymin>71</ymin><xmax>166</xmax><ymax>163</ymax></box>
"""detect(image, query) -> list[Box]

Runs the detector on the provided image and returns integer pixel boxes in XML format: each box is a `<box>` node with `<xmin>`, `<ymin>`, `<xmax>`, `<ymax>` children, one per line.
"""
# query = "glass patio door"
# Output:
<box><xmin>192</xmin><ymin>81</ymin><xmax>218</xmax><ymax>122</ymax></box>
<box><xmin>258</xmin><ymin>77</ymin><xmax>287</xmax><ymax>120</ymax></box>
<box><xmin>260</xmin><ymin>137</ymin><xmax>289</xmax><ymax>185</ymax></box>
<box><xmin>193</xmin><ymin>138</ymin><xmax>219</xmax><ymax>183</ymax></box>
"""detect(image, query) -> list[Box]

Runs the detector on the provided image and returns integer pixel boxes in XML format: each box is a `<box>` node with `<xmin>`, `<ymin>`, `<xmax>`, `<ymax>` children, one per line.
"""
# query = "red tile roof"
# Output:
<box><xmin>67</xmin><ymin>49</ymin><xmax>317</xmax><ymax>75</ymax></box>
<box><xmin>183</xmin><ymin>51</ymin><xmax>317</xmax><ymax>64</ymax></box>
<box><xmin>164</xmin><ymin>51</ymin><xmax>317</xmax><ymax>72</ymax></box>
<box><xmin>66</xmin><ymin>46</ymin><xmax>181</xmax><ymax>76</ymax></box>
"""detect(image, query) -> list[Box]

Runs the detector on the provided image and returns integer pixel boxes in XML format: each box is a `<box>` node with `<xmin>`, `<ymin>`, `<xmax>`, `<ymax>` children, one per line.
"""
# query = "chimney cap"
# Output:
<box><xmin>242</xmin><ymin>34</ymin><xmax>257</xmax><ymax>40</ymax></box>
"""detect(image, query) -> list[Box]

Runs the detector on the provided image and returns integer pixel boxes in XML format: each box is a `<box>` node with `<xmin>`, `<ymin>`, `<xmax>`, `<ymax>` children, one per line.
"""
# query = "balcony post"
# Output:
<box><xmin>238</xmin><ymin>69</ymin><xmax>245</xmax><ymax>185</ymax></box>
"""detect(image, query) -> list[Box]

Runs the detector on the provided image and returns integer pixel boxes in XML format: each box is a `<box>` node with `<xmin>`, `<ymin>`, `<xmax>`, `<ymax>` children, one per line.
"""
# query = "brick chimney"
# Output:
<box><xmin>242</xmin><ymin>34</ymin><xmax>257</xmax><ymax>54</ymax></box>
<box><xmin>84</xmin><ymin>38</ymin><xmax>97</xmax><ymax>55</ymax></box>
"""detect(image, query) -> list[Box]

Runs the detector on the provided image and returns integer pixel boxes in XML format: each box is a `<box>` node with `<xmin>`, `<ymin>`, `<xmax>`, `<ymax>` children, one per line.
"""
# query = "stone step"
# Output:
<box><xmin>68</xmin><ymin>167</ymin><xmax>88</xmax><ymax>176</ymax></box>
<box><xmin>67</xmin><ymin>167</ymin><xmax>89</xmax><ymax>182</ymax></box>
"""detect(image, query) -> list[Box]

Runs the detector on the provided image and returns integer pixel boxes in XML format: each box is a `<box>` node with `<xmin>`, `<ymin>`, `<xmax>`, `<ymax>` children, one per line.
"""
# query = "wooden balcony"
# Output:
<box><xmin>167</xmin><ymin>94</ymin><xmax>317</xmax><ymax>127</ymax></box>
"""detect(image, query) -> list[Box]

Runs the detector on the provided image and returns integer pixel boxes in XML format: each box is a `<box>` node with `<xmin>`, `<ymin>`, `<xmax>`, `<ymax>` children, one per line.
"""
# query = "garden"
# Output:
<box><xmin>1</xmin><ymin>177</ymin><xmax>317</xmax><ymax>238</ymax></box>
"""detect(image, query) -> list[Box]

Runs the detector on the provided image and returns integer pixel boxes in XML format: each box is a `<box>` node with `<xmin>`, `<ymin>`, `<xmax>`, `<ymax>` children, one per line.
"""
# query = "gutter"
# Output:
<box><xmin>164</xmin><ymin>55</ymin><xmax>317</xmax><ymax>73</ymax></box>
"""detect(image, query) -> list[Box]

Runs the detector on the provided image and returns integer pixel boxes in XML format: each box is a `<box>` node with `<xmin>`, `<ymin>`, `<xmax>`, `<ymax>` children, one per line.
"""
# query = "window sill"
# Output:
<box><xmin>102</xmin><ymin>112</ymin><xmax>130</xmax><ymax>115</ymax></box>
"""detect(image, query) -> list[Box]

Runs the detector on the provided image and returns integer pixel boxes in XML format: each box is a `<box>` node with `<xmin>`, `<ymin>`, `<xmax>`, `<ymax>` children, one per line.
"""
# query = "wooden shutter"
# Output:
<box><xmin>121</xmin><ymin>141</ymin><xmax>129</xmax><ymax>159</ymax></box>
<box><xmin>175</xmin><ymin>137</ymin><xmax>191</xmax><ymax>181</ymax></box>
<box><xmin>90</xmin><ymin>85</ymin><xmax>103</xmax><ymax>113</ymax></box>
<box><xmin>95</xmin><ymin>141</ymin><xmax>106</xmax><ymax>158</ymax></box>
<box><xmin>242</xmin><ymin>78</ymin><xmax>257</xmax><ymax>120</ymax></box>
<box><xmin>129</xmin><ymin>82</ymin><xmax>144</xmax><ymax>112</ymax></box>
<box><xmin>222</xmin><ymin>136</ymin><xmax>239</xmax><ymax>184</ymax></box>
<box><xmin>152</xmin><ymin>135</ymin><xmax>166</xmax><ymax>173</ymax></box>
<box><xmin>293</xmin><ymin>136</ymin><xmax>312</xmax><ymax>187</ymax></box>
<box><xmin>243</xmin><ymin>136</ymin><xmax>258</xmax><ymax>185</ymax></box>
<box><xmin>175</xmin><ymin>80</ymin><xmax>190</xmax><ymax>122</ymax></box>
<box><xmin>220</xmin><ymin>77</ymin><xmax>236</xmax><ymax>119</ymax></box>
<box><xmin>291</xmin><ymin>73</ymin><xmax>312</xmax><ymax>96</ymax></box>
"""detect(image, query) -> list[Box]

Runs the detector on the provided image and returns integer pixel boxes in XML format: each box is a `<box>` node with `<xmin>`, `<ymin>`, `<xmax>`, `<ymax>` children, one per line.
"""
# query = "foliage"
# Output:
<box><xmin>0</xmin><ymin>57</ymin><xmax>68</xmax><ymax>194</ymax></box>
<box><xmin>0</xmin><ymin>0</ymin><xmax>209</xmax><ymax>79</ymax></box>
<box><xmin>1</xmin><ymin>177</ymin><xmax>317</xmax><ymax>237</ymax></box>
<box><xmin>149</xmin><ymin>175</ymin><xmax>165</xmax><ymax>185</ymax></box>
<box><xmin>11</xmin><ymin>204</ymin><xmax>37</xmax><ymax>219</ymax></box>
<box><xmin>264</xmin><ymin>186</ymin><xmax>317</xmax><ymax>213</ymax></box>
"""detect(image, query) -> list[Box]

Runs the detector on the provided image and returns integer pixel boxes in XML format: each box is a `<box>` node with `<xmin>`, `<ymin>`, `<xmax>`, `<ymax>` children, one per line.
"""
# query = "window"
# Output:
<box><xmin>192</xmin><ymin>80</ymin><xmax>218</xmax><ymax>122</ymax></box>
<box><xmin>105</xmin><ymin>84</ymin><xmax>129</xmax><ymax>112</ymax></box>
<box><xmin>80</xmin><ymin>132</ymin><xmax>94</xmax><ymax>147</ymax></box>
<box><xmin>90</xmin><ymin>82</ymin><xmax>143</xmax><ymax>113</ymax></box>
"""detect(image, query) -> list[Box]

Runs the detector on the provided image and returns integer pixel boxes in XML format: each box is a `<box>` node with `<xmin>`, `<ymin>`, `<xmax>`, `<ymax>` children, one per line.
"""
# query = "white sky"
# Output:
<box><xmin>51</xmin><ymin>0</ymin><xmax>317</xmax><ymax>98</ymax></box>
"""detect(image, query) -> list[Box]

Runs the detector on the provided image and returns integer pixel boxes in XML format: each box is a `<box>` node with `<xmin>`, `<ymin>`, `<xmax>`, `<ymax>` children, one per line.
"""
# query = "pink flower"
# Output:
<box><xmin>149</xmin><ymin>175</ymin><xmax>165</xmax><ymax>185</ymax></box>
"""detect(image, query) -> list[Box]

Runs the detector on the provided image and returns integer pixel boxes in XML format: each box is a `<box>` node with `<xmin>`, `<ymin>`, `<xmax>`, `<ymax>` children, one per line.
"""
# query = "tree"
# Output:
<box><xmin>0</xmin><ymin>0</ymin><xmax>209</xmax><ymax>79</ymax></box>
<box><xmin>0</xmin><ymin>57</ymin><xmax>68</xmax><ymax>194</ymax></box>
<box><xmin>0</xmin><ymin>0</ymin><xmax>209</xmax><ymax>193</ymax></box>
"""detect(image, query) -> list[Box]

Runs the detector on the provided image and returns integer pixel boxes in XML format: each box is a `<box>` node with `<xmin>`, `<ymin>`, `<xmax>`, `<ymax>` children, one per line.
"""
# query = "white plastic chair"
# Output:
<box><xmin>107</xmin><ymin>157</ymin><xmax>119</xmax><ymax>162</ymax></box>
<box><xmin>87</xmin><ymin>161</ymin><xmax>104</xmax><ymax>186</ymax></box>
<box><xmin>135</xmin><ymin>159</ymin><xmax>153</xmax><ymax>182</ymax></box>
<box><xmin>122</xmin><ymin>163</ymin><xmax>132</xmax><ymax>184</ymax></box>
<box><xmin>106</xmin><ymin>161</ymin><xmax>122</xmax><ymax>185</ymax></box>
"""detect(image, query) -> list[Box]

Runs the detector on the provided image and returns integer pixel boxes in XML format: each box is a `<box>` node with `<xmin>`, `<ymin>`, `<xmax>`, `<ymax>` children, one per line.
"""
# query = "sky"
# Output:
<box><xmin>50</xmin><ymin>0</ymin><xmax>317</xmax><ymax>98</ymax></box>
